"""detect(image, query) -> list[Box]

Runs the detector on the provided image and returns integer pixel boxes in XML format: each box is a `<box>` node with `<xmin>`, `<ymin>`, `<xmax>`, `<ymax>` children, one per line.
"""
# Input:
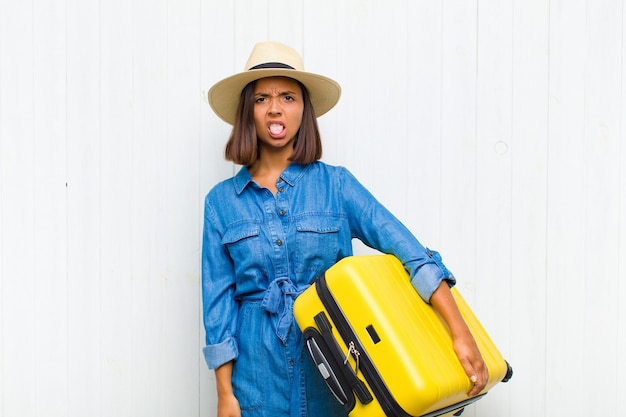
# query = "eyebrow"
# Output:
<box><xmin>254</xmin><ymin>90</ymin><xmax>299</xmax><ymax>97</ymax></box>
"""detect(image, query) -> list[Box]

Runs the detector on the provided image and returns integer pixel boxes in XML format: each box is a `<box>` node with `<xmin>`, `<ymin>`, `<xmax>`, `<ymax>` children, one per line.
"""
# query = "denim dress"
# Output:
<box><xmin>201</xmin><ymin>162</ymin><xmax>455</xmax><ymax>417</ymax></box>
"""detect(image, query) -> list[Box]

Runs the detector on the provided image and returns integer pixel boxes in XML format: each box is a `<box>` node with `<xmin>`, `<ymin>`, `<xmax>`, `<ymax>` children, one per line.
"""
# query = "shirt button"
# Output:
<box><xmin>278</xmin><ymin>188</ymin><xmax>285</xmax><ymax>193</ymax></box>
<box><xmin>279</xmin><ymin>209</ymin><xmax>286</xmax><ymax>216</ymax></box>
<box><xmin>276</xmin><ymin>239</ymin><xmax>283</xmax><ymax>246</ymax></box>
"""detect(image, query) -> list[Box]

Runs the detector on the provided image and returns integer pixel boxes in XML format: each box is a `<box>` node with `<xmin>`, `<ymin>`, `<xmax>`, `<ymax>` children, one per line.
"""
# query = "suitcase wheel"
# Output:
<box><xmin>502</xmin><ymin>360</ymin><xmax>514</xmax><ymax>383</ymax></box>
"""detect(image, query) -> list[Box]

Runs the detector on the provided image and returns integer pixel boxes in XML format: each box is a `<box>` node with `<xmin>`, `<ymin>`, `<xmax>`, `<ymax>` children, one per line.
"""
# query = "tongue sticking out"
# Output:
<box><xmin>269</xmin><ymin>123</ymin><xmax>284</xmax><ymax>136</ymax></box>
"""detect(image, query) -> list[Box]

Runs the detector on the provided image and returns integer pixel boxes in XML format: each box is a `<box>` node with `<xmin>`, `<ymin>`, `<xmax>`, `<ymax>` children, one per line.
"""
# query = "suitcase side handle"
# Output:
<box><xmin>305</xmin><ymin>333</ymin><xmax>351</xmax><ymax>405</ymax></box>
<box><xmin>303</xmin><ymin>327</ymin><xmax>356</xmax><ymax>412</ymax></box>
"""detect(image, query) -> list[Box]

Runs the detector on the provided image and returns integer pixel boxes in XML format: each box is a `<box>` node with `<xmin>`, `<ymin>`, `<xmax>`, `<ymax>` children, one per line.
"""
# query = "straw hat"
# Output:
<box><xmin>208</xmin><ymin>41</ymin><xmax>341</xmax><ymax>125</ymax></box>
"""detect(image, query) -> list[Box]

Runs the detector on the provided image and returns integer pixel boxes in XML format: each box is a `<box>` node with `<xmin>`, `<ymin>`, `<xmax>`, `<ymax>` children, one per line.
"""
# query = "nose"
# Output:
<box><xmin>267</xmin><ymin>98</ymin><xmax>282</xmax><ymax>115</ymax></box>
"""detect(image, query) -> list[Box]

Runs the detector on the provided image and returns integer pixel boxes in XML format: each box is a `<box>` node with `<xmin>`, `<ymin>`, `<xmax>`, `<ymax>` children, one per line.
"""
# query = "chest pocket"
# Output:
<box><xmin>294</xmin><ymin>215</ymin><xmax>341</xmax><ymax>274</ymax></box>
<box><xmin>222</xmin><ymin>223</ymin><xmax>260</xmax><ymax>244</ymax></box>
<box><xmin>222</xmin><ymin>223</ymin><xmax>264</xmax><ymax>275</ymax></box>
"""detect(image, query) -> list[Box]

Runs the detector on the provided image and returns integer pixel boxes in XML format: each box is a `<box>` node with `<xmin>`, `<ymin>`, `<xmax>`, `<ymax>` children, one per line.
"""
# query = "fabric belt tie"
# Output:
<box><xmin>261</xmin><ymin>277</ymin><xmax>304</xmax><ymax>343</ymax></box>
<box><xmin>258</xmin><ymin>277</ymin><xmax>310</xmax><ymax>417</ymax></box>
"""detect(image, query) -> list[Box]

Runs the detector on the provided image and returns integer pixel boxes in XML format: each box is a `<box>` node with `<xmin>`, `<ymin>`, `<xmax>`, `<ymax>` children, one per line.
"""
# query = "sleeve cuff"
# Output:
<box><xmin>202</xmin><ymin>336</ymin><xmax>239</xmax><ymax>369</ymax></box>
<box><xmin>410</xmin><ymin>250</ymin><xmax>456</xmax><ymax>303</ymax></box>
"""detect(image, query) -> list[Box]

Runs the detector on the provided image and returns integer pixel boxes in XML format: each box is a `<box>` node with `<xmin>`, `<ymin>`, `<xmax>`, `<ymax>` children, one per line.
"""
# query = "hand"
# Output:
<box><xmin>453</xmin><ymin>333</ymin><xmax>488</xmax><ymax>397</ymax></box>
<box><xmin>217</xmin><ymin>392</ymin><xmax>241</xmax><ymax>417</ymax></box>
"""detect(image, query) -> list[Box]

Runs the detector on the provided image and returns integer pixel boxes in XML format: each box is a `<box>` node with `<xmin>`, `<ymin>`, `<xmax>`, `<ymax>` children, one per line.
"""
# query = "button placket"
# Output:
<box><xmin>275</xmin><ymin>179</ymin><xmax>289</xmax><ymax>219</ymax></box>
<box><xmin>268</xmin><ymin>180</ymin><xmax>289</xmax><ymax>278</ymax></box>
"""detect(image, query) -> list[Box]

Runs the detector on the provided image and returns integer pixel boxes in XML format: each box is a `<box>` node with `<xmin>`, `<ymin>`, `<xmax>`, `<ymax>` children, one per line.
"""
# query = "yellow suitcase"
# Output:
<box><xmin>293</xmin><ymin>254</ymin><xmax>512</xmax><ymax>417</ymax></box>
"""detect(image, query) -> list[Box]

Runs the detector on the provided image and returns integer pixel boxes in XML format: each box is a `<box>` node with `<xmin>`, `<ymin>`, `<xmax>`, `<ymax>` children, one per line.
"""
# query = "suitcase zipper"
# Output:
<box><xmin>343</xmin><ymin>341</ymin><xmax>360</xmax><ymax>373</ymax></box>
<box><xmin>313</xmin><ymin>311</ymin><xmax>373</xmax><ymax>406</ymax></box>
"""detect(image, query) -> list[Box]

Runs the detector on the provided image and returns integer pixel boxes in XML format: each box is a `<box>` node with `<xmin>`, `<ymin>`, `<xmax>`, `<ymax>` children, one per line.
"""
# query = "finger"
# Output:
<box><xmin>468</xmin><ymin>384</ymin><xmax>481</xmax><ymax>397</ymax></box>
<box><xmin>467</xmin><ymin>363</ymin><xmax>489</xmax><ymax>397</ymax></box>
<box><xmin>458</xmin><ymin>360</ymin><xmax>478</xmax><ymax>393</ymax></box>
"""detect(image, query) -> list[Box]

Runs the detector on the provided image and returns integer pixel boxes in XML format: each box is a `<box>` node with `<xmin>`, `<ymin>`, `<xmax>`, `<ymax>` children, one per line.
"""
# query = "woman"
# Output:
<box><xmin>202</xmin><ymin>41</ymin><xmax>487</xmax><ymax>417</ymax></box>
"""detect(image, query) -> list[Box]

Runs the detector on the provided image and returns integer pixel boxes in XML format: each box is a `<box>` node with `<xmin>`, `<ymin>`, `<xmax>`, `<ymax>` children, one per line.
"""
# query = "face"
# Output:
<box><xmin>253</xmin><ymin>77</ymin><xmax>304</xmax><ymax>153</ymax></box>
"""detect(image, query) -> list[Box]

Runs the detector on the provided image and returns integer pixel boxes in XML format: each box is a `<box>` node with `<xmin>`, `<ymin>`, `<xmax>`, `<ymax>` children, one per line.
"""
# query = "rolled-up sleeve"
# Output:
<box><xmin>201</xmin><ymin>193</ymin><xmax>239</xmax><ymax>369</ymax></box>
<box><xmin>338</xmin><ymin>167</ymin><xmax>455</xmax><ymax>302</ymax></box>
<box><xmin>202</xmin><ymin>337</ymin><xmax>238</xmax><ymax>369</ymax></box>
<box><xmin>409</xmin><ymin>248</ymin><xmax>456</xmax><ymax>302</ymax></box>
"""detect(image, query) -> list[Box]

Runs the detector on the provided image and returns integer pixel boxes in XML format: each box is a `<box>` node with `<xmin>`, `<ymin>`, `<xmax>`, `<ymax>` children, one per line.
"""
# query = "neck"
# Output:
<box><xmin>250</xmin><ymin>145</ymin><xmax>292</xmax><ymax>176</ymax></box>
<box><xmin>249</xmin><ymin>150</ymin><xmax>292</xmax><ymax>194</ymax></box>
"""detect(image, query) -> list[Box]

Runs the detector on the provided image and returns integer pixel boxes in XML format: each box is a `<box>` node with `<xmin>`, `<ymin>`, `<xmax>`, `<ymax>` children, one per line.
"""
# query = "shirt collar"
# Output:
<box><xmin>233</xmin><ymin>166</ymin><xmax>253</xmax><ymax>195</ymax></box>
<box><xmin>233</xmin><ymin>162</ymin><xmax>312</xmax><ymax>195</ymax></box>
<box><xmin>279</xmin><ymin>162</ymin><xmax>309</xmax><ymax>187</ymax></box>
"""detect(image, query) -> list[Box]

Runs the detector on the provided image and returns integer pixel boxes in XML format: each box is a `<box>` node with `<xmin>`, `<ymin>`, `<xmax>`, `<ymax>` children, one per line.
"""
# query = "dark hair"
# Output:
<box><xmin>224</xmin><ymin>78</ymin><xmax>322</xmax><ymax>166</ymax></box>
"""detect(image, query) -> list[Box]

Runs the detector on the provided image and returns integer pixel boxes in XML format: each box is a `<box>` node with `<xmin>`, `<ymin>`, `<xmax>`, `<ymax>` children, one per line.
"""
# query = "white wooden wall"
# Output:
<box><xmin>0</xmin><ymin>1</ymin><xmax>624</xmax><ymax>416</ymax></box>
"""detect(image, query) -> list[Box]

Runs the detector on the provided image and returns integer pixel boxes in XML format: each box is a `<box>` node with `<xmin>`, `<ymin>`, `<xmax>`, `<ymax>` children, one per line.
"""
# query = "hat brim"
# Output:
<box><xmin>208</xmin><ymin>68</ymin><xmax>341</xmax><ymax>125</ymax></box>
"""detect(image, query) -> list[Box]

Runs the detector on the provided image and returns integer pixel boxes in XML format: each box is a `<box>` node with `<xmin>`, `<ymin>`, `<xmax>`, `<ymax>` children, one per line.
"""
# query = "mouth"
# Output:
<box><xmin>268</xmin><ymin>122</ymin><xmax>286</xmax><ymax>139</ymax></box>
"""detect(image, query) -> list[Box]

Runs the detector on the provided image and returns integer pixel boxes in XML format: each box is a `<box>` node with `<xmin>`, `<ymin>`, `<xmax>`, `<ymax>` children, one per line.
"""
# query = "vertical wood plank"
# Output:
<box><xmin>405</xmin><ymin>1</ymin><xmax>444</xmax><ymax>247</ymax></box>
<box><xmin>580</xmin><ymin>2</ymin><xmax>622</xmax><ymax>414</ymax></box>
<box><xmin>0</xmin><ymin>1</ymin><xmax>3</xmax><ymax>398</ymax></box>
<box><xmin>199</xmin><ymin>0</ymin><xmax>235</xmax><ymax>191</ymax></box>
<box><xmin>130</xmin><ymin>0</ymin><xmax>169</xmax><ymax>415</ymax></box>
<box><xmin>510</xmin><ymin>1</ymin><xmax>549</xmax><ymax>416</ymax></box>
<box><xmin>199</xmin><ymin>1</ymin><xmax>236</xmax><ymax>414</ymax></box>
<box><xmin>305</xmin><ymin>0</ymin><xmax>339</xmax><ymax>164</ymax></box>
<box><xmin>546</xmin><ymin>1</ymin><xmax>587</xmax><ymax>415</ymax></box>
<box><xmin>619</xmin><ymin>1</ymin><xmax>626</xmax><ymax>404</ymax></box>
<box><xmin>268</xmin><ymin>0</ymin><xmax>303</xmax><ymax>46</ymax></box>
<box><xmin>304</xmin><ymin>0</ymin><xmax>340</xmax><ymax>170</ymax></box>
<box><xmin>439</xmin><ymin>0</ymin><xmax>478</xmax><ymax>298</ymax></box>
<box><xmin>99</xmin><ymin>0</ymin><xmax>134</xmax><ymax>415</ymax></box>
<box><xmin>474</xmin><ymin>2</ymin><xmax>513</xmax><ymax>416</ymax></box>
<box><xmin>363</xmin><ymin>0</ymin><xmax>410</xmax><ymax>219</ymax></box>
<box><xmin>66</xmin><ymin>0</ymin><xmax>102</xmax><ymax>415</ymax></box>
<box><xmin>331</xmin><ymin>0</ymin><xmax>413</xmax><ymax>255</ymax></box>
<box><xmin>1</xmin><ymin>0</ymin><xmax>8</xmax><ymax>412</ymax></box>
<box><xmin>0</xmin><ymin>36</ymin><xmax>2</xmax><ymax>406</ymax></box>
<box><xmin>332</xmin><ymin>0</ymin><xmax>378</xmax><ymax>187</ymax></box>
<box><xmin>235</xmin><ymin>0</ymin><xmax>269</xmax><ymax>67</ymax></box>
<box><xmin>32</xmin><ymin>0</ymin><xmax>69</xmax><ymax>415</ymax></box>
<box><xmin>0</xmin><ymin>1</ymin><xmax>36</xmax><ymax>416</ymax></box>
<box><xmin>332</xmin><ymin>0</ymin><xmax>410</xmax><ymax>211</ymax></box>
<box><xmin>163</xmin><ymin>1</ymin><xmax>203</xmax><ymax>416</ymax></box>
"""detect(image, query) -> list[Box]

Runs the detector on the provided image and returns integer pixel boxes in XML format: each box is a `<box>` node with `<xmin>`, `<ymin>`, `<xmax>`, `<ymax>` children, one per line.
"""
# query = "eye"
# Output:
<box><xmin>255</xmin><ymin>96</ymin><xmax>266</xmax><ymax>103</ymax></box>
